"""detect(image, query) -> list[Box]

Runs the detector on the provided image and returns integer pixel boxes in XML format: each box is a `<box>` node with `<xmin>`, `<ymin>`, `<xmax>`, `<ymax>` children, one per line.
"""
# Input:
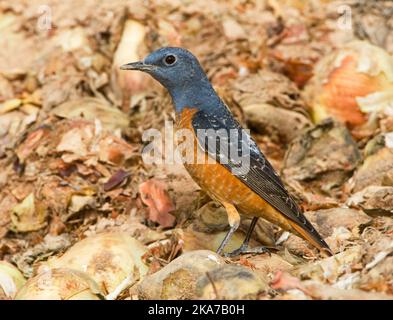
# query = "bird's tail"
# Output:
<box><xmin>287</xmin><ymin>219</ymin><xmax>333</xmax><ymax>256</ymax></box>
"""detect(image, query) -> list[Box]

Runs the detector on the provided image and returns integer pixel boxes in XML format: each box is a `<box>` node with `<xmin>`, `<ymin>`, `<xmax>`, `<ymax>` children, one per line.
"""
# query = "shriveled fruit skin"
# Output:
<box><xmin>0</xmin><ymin>261</ymin><xmax>26</xmax><ymax>299</ymax></box>
<box><xmin>196</xmin><ymin>265</ymin><xmax>269</xmax><ymax>300</ymax></box>
<box><xmin>138</xmin><ymin>250</ymin><xmax>225</xmax><ymax>300</ymax></box>
<box><xmin>15</xmin><ymin>268</ymin><xmax>103</xmax><ymax>300</ymax></box>
<box><xmin>304</xmin><ymin>41</ymin><xmax>393</xmax><ymax>127</ymax></box>
<box><xmin>44</xmin><ymin>232</ymin><xmax>148</xmax><ymax>295</ymax></box>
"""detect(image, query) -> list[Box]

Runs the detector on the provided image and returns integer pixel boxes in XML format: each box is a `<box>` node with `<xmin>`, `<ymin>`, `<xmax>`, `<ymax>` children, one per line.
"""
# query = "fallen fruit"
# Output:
<box><xmin>196</xmin><ymin>265</ymin><xmax>269</xmax><ymax>300</ymax></box>
<box><xmin>43</xmin><ymin>232</ymin><xmax>148</xmax><ymax>296</ymax></box>
<box><xmin>304</xmin><ymin>41</ymin><xmax>393</xmax><ymax>127</ymax></box>
<box><xmin>138</xmin><ymin>250</ymin><xmax>225</xmax><ymax>300</ymax></box>
<box><xmin>15</xmin><ymin>268</ymin><xmax>103</xmax><ymax>300</ymax></box>
<box><xmin>0</xmin><ymin>261</ymin><xmax>26</xmax><ymax>299</ymax></box>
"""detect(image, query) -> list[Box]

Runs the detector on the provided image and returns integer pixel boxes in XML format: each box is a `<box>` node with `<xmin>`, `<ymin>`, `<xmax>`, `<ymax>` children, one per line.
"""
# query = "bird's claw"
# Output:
<box><xmin>223</xmin><ymin>244</ymin><xmax>271</xmax><ymax>257</ymax></box>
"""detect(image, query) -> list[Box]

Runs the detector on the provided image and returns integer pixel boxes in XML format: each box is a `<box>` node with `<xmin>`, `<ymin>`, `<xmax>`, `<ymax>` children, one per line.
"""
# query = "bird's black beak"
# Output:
<box><xmin>120</xmin><ymin>61</ymin><xmax>155</xmax><ymax>72</ymax></box>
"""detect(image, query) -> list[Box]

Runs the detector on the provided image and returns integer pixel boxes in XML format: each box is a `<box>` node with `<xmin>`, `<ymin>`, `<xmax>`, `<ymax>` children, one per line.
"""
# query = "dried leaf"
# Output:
<box><xmin>10</xmin><ymin>193</ymin><xmax>47</xmax><ymax>233</ymax></box>
<box><xmin>139</xmin><ymin>179</ymin><xmax>176</xmax><ymax>228</ymax></box>
<box><xmin>103</xmin><ymin>169</ymin><xmax>130</xmax><ymax>192</ymax></box>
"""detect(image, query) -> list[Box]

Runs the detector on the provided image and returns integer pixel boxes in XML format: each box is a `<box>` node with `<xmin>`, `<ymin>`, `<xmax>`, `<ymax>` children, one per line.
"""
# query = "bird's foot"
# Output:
<box><xmin>223</xmin><ymin>243</ymin><xmax>271</xmax><ymax>257</ymax></box>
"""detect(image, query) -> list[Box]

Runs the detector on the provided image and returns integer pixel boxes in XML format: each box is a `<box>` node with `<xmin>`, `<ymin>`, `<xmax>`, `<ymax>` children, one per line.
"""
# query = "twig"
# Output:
<box><xmin>106</xmin><ymin>268</ymin><xmax>140</xmax><ymax>300</ymax></box>
<box><xmin>206</xmin><ymin>271</ymin><xmax>220</xmax><ymax>300</ymax></box>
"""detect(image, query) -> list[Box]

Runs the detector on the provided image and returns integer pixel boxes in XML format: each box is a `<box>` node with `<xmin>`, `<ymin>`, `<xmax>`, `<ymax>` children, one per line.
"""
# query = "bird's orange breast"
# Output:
<box><xmin>175</xmin><ymin>108</ymin><xmax>293</xmax><ymax>231</ymax></box>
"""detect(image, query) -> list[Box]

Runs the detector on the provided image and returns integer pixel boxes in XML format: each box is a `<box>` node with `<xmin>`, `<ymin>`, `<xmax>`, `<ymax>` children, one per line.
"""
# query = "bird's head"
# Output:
<box><xmin>120</xmin><ymin>47</ymin><xmax>217</xmax><ymax>112</ymax></box>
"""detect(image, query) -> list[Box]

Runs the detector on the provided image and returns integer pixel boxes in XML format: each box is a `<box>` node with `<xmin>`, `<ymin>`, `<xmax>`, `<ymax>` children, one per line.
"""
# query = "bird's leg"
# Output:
<box><xmin>224</xmin><ymin>217</ymin><xmax>270</xmax><ymax>257</ymax></box>
<box><xmin>216</xmin><ymin>202</ymin><xmax>240</xmax><ymax>255</ymax></box>
<box><xmin>232</xmin><ymin>217</ymin><xmax>259</xmax><ymax>253</ymax></box>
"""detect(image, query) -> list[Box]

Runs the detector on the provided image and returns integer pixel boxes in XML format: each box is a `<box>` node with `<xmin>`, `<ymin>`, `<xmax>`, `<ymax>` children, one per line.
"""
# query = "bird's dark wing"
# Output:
<box><xmin>191</xmin><ymin>108</ymin><xmax>330</xmax><ymax>252</ymax></box>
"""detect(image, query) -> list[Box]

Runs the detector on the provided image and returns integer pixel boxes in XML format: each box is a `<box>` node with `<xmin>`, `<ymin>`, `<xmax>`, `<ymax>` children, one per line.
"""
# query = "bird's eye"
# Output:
<box><xmin>164</xmin><ymin>55</ymin><xmax>176</xmax><ymax>65</ymax></box>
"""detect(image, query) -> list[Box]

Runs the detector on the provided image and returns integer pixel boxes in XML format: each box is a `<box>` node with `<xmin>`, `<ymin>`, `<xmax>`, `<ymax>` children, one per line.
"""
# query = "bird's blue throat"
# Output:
<box><xmin>161</xmin><ymin>74</ymin><xmax>223</xmax><ymax>114</ymax></box>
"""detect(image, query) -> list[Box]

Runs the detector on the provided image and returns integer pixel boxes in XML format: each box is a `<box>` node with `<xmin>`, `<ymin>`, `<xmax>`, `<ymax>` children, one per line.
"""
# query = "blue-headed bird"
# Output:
<box><xmin>121</xmin><ymin>47</ymin><xmax>332</xmax><ymax>256</ymax></box>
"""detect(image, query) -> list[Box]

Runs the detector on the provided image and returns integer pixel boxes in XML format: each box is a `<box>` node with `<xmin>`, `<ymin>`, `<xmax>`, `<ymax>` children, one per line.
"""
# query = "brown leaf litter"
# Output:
<box><xmin>0</xmin><ymin>0</ymin><xmax>392</xmax><ymax>300</ymax></box>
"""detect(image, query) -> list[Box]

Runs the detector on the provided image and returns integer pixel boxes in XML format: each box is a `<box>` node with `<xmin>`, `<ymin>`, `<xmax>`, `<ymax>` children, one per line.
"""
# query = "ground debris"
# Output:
<box><xmin>0</xmin><ymin>0</ymin><xmax>392</xmax><ymax>301</ymax></box>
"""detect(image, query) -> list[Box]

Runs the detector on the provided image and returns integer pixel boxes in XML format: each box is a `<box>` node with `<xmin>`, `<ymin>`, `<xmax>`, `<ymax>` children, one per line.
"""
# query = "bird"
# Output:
<box><xmin>121</xmin><ymin>47</ymin><xmax>332</xmax><ymax>257</ymax></box>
